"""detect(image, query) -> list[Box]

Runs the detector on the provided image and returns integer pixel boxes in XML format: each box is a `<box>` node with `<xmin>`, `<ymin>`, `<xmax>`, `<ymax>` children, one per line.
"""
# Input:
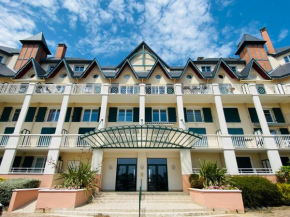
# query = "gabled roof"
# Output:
<box><xmin>0</xmin><ymin>63</ymin><xmax>15</xmax><ymax>77</ymax></box>
<box><xmin>114</xmin><ymin>60</ymin><xmax>140</xmax><ymax>79</ymax></box>
<box><xmin>235</xmin><ymin>34</ymin><xmax>266</xmax><ymax>55</ymax></box>
<box><xmin>239</xmin><ymin>59</ymin><xmax>271</xmax><ymax>79</ymax></box>
<box><xmin>270</xmin><ymin>63</ymin><xmax>290</xmax><ymax>79</ymax></box>
<box><xmin>0</xmin><ymin>45</ymin><xmax>20</xmax><ymax>56</ymax></box>
<box><xmin>145</xmin><ymin>60</ymin><xmax>172</xmax><ymax>79</ymax></box>
<box><xmin>14</xmin><ymin>58</ymin><xmax>47</xmax><ymax>79</ymax></box>
<box><xmin>117</xmin><ymin>41</ymin><xmax>169</xmax><ymax>68</ymax></box>
<box><xmin>20</xmin><ymin>32</ymin><xmax>51</xmax><ymax>55</ymax></box>
<box><xmin>271</xmin><ymin>46</ymin><xmax>290</xmax><ymax>57</ymax></box>
<box><xmin>46</xmin><ymin>59</ymin><xmax>75</xmax><ymax>78</ymax></box>
<box><xmin>80</xmin><ymin>58</ymin><xmax>105</xmax><ymax>78</ymax></box>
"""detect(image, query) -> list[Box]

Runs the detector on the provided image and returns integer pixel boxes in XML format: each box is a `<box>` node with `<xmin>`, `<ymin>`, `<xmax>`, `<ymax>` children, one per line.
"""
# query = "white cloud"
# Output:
<box><xmin>215</xmin><ymin>0</ymin><xmax>235</xmax><ymax>7</ymax></box>
<box><xmin>278</xmin><ymin>29</ymin><xmax>289</xmax><ymax>42</ymax></box>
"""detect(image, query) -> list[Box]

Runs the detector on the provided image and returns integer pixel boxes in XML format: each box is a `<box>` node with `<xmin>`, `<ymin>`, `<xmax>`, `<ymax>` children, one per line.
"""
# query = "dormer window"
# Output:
<box><xmin>74</xmin><ymin>65</ymin><xmax>84</xmax><ymax>72</ymax></box>
<box><xmin>284</xmin><ymin>55</ymin><xmax>290</xmax><ymax>63</ymax></box>
<box><xmin>201</xmin><ymin>66</ymin><xmax>211</xmax><ymax>72</ymax></box>
<box><xmin>230</xmin><ymin>66</ymin><xmax>237</xmax><ymax>72</ymax></box>
<box><xmin>48</xmin><ymin>65</ymin><xmax>55</xmax><ymax>72</ymax></box>
<box><xmin>0</xmin><ymin>56</ymin><xmax>3</xmax><ymax>63</ymax></box>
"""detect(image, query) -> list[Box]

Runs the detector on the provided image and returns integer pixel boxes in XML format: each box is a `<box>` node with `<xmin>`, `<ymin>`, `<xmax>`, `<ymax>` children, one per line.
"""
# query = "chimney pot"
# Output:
<box><xmin>55</xmin><ymin>43</ymin><xmax>67</xmax><ymax>59</ymax></box>
<box><xmin>260</xmin><ymin>27</ymin><xmax>275</xmax><ymax>54</ymax></box>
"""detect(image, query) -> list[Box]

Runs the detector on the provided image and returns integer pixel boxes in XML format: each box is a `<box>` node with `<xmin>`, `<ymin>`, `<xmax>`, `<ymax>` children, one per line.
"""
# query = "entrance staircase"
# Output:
<box><xmin>51</xmin><ymin>192</ymin><xmax>233</xmax><ymax>217</ymax></box>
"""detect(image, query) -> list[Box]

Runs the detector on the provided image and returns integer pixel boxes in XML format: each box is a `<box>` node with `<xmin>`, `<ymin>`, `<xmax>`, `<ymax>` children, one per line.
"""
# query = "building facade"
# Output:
<box><xmin>0</xmin><ymin>28</ymin><xmax>290</xmax><ymax>191</ymax></box>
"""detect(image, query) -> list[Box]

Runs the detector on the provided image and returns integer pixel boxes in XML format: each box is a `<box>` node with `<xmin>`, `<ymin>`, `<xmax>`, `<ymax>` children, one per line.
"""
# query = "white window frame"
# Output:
<box><xmin>74</xmin><ymin>65</ymin><xmax>85</xmax><ymax>72</ymax></box>
<box><xmin>117</xmin><ymin>108</ymin><xmax>133</xmax><ymax>122</ymax></box>
<box><xmin>46</xmin><ymin>108</ymin><xmax>61</xmax><ymax>122</ymax></box>
<box><xmin>186</xmin><ymin>108</ymin><xmax>203</xmax><ymax>122</ymax></box>
<box><xmin>11</xmin><ymin>108</ymin><xmax>21</xmax><ymax>122</ymax></box>
<box><xmin>263</xmin><ymin>109</ymin><xmax>275</xmax><ymax>123</ymax></box>
<box><xmin>152</xmin><ymin>108</ymin><xmax>168</xmax><ymax>122</ymax></box>
<box><xmin>284</xmin><ymin>55</ymin><xmax>290</xmax><ymax>63</ymax></box>
<box><xmin>201</xmin><ymin>66</ymin><xmax>211</xmax><ymax>72</ymax></box>
<box><xmin>82</xmin><ymin>108</ymin><xmax>99</xmax><ymax>122</ymax></box>
<box><xmin>32</xmin><ymin>156</ymin><xmax>46</xmax><ymax>169</ymax></box>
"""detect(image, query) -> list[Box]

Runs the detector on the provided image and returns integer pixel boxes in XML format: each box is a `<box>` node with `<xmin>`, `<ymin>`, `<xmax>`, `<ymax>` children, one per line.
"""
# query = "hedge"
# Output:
<box><xmin>277</xmin><ymin>183</ymin><xmax>290</xmax><ymax>205</ymax></box>
<box><xmin>0</xmin><ymin>178</ymin><xmax>40</xmax><ymax>206</ymax></box>
<box><xmin>231</xmin><ymin>176</ymin><xmax>282</xmax><ymax>208</ymax></box>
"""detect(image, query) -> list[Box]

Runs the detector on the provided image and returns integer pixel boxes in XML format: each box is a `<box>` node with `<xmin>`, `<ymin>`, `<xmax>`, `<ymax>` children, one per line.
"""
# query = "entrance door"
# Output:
<box><xmin>148</xmin><ymin>158</ymin><xmax>168</xmax><ymax>191</ymax></box>
<box><xmin>115</xmin><ymin>158</ymin><xmax>137</xmax><ymax>191</ymax></box>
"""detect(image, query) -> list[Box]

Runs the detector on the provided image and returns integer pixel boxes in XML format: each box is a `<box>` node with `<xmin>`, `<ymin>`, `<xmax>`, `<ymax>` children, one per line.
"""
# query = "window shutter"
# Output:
<box><xmin>4</xmin><ymin>127</ymin><xmax>15</xmax><ymax>134</ymax></box>
<box><xmin>22</xmin><ymin>156</ymin><xmax>34</xmax><ymax>168</ymax></box>
<box><xmin>168</xmin><ymin>107</ymin><xmax>177</xmax><ymax>122</ymax></box>
<box><xmin>65</xmin><ymin>107</ymin><xmax>72</xmax><ymax>122</ymax></box>
<box><xmin>248</xmin><ymin>108</ymin><xmax>259</xmax><ymax>123</ymax></box>
<box><xmin>108</xmin><ymin>107</ymin><xmax>117</xmax><ymax>122</ymax></box>
<box><xmin>202</xmin><ymin>108</ymin><xmax>213</xmax><ymax>122</ymax></box>
<box><xmin>35</xmin><ymin>107</ymin><xmax>47</xmax><ymax>122</ymax></box>
<box><xmin>97</xmin><ymin>107</ymin><xmax>101</xmax><ymax>122</ymax></box>
<box><xmin>133</xmin><ymin>107</ymin><xmax>139</xmax><ymax>122</ymax></box>
<box><xmin>228</xmin><ymin>128</ymin><xmax>244</xmax><ymax>135</ymax></box>
<box><xmin>72</xmin><ymin>107</ymin><xmax>82</xmax><ymax>122</ymax></box>
<box><xmin>224</xmin><ymin>108</ymin><xmax>241</xmax><ymax>123</ymax></box>
<box><xmin>279</xmin><ymin>128</ymin><xmax>289</xmax><ymax>135</ymax></box>
<box><xmin>145</xmin><ymin>107</ymin><xmax>152</xmax><ymax>122</ymax></box>
<box><xmin>272</xmin><ymin>108</ymin><xmax>285</xmax><ymax>123</ymax></box>
<box><xmin>25</xmin><ymin>107</ymin><xmax>37</xmax><ymax>122</ymax></box>
<box><xmin>0</xmin><ymin>107</ymin><xmax>12</xmax><ymax>122</ymax></box>
<box><xmin>183</xmin><ymin>108</ymin><xmax>188</xmax><ymax>122</ymax></box>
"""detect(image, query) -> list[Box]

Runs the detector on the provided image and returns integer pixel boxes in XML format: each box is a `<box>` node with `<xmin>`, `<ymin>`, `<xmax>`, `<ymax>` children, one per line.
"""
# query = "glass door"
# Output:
<box><xmin>115</xmin><ymin>158</ymin><xmax>137</xmax><ymax>191</ymax></box>
<box><xmin>148</xmin><ymin>158</ymin><xmax>168</xmax><ymax>191</ymax></box>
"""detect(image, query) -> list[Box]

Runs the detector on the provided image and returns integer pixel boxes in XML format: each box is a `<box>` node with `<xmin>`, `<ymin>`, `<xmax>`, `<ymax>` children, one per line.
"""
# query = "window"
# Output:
<box><xmin>33</xmin><ymin>157</ymin><xmax>46</xmax><ymax>169</ymax></box>
<box><xmin>0</xmin><ymin>56</ymin><xmax>3</xmax><ymax>63</ymax></box>
<box><xmin>82</xmin><ymin>109</ymin><xmax>99</xmax><ymax>122</ymax></box>
<box><xmin>29</xmin><ymin>74</ymin><xmax>35</xmax><ymax>78</ymax></box>
<box><xmin>47</xmin><ymin>109</ymin><xmax>60</xmax><ymax>122</ymax></box>
<box><xmin>118</xmin><ymin>109</ymin><xmax>133</xmax><ymax>122</ymax></box>
<box><xmin>48</xmin><ymin>65</ymin><xmax>55</xmax><ymax>72</ymax></box>
<box><xmin>67</xmin><ymin>160</ymin><xmax>80</xmax><ymax>170</ymax></box>
<box><xmin>60</xmin><ymin>74</ymin><xmax>67</xmax><ymax>78</ymax></box>
<box><xmin>12</xmin><ymin>109</ymin><xmax>21</xmax><ymax>122</ymax></box>
<box><xmin>155</xmin><ymin>75</ymin><xmax>161</xmax><ymax>79</ymax></box>
<box><xmin>186</xmin><ymin>109</ymin><xmax>202</xmax><ymax>122</ymax></box>
<box><xmin>230</xmin><ymin>66</ymin><xmax>237</xmax><ymax>72</ymax></box>
<box><xmin>124</xmin><ymin>75</ymin><xmax>130</xmax><ymax>79</ymax></box>
<box><xmin>218</xmin><ymin>74</ymin><xmax>224</xmax><ymax>79</ymax></box>
<box><xmin>284</xmin><ymin>55</ymin><xmax>290</xmax><ymax>63</ymax></box>
<box><xmin>152</xmin><ymin>109</ymin><xmax>167</xmax><ymax>122</ymax></box>
<box><xmin>74</xmin><ymin>65</ymin><xmax>84</xmax><ymax>72</ymax></box>
<box><xmin>201</xmin><ymin>66</ymin><xmax>211</xmax><ymax>72</ymax></box>
<box><xmin>263</xmin><ymin>109</ymin><xmax>274</xmax><ymax>122</ymax></box>
<box><xmin>93</xmin><ymin>74</ymin><xmax>99</xmax><ymax>78</ymax></box>
<box><xmin>186</xmin><ymin>74</ymin><xmax>192</xmax><ymax>79</ymax></box>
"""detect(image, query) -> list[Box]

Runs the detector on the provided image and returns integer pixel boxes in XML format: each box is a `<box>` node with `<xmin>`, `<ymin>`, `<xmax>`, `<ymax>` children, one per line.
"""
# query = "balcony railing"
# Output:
<box><xmin>0</xmin><ymin>83</ymin><xmax>28</xmax><ymax>94</ymax></box>
<box><xmin>238</xmin><ymin>168</ymin><xmax>273</xmax><ymax>174</ymax></box>
<box><xmin>193</xmin><ymin>135</ymin><xmax>221</xmax><ymax>148</ymax></box>
<box><xmin>146</xmin><ymin>85</ymin><xmax>174</xmax><ymax>94</ymax></box>
<box><xmin>0</xmin><ymin>134</ymin><xmax>9</xmax><ymax>147</ymax></box>
<box><xmin>182</xmin><ymin>84</ymin><xmax>212</xmax><ymax>94</ymax></box>
<box><xmin>231</xmin><ymin>135</ymin><xmax>264</xmax><ymax>148</ymax></box>
<box><xmin>73</xmin><ymin>84</ymin><xmax>102</xmax><ymax>94</ymax></box>
<box><xmin>273</xmin><ymin>135</ymin><xmax>290</xmax><ymax>148</ymax></box>
<box><xmin>61</xmin><ymin>134</ymin><xmax>91</xmax><ymax>147</ymax></box>
<box><xmin>145</xmin><ymin>122</ymin><xmax>176</xmax><ymax>125</ymax></box>
<box><xmin>34</xmin><ymin>84</ymin><xmax>65</xmax><ymax>94</ymax></box>
<box><xmin>10</xmin><ymin>167</ymin><xmax>45</xmax><ymax>173</ymax></box>
<box><xmin>18</xmin><ymin>135</ymin><xmax>52</xmax><ymax>147</ymax></box>
<box><xmin>110</xmin><ymin>84</ymin><xmax>139</xmax><ymax>94</ymax></box>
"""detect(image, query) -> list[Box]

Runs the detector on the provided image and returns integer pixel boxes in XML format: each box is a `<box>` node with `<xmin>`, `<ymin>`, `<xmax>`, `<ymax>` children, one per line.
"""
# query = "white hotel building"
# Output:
<box><xmin>0</xmin><ymin>27</ymin><xmax>290</xmax><ymax>191</ymax></box>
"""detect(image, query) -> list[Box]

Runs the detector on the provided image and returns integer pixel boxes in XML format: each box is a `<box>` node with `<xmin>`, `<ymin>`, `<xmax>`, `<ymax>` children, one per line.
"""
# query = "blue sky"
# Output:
<box><xmin>0</xmin><ymin>0</ymin><xmax>288</xmax><ymax>66</ymax></box>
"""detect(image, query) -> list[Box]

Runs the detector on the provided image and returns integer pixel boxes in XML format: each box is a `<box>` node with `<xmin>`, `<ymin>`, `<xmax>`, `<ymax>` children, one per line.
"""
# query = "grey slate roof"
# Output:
<box><xmin>270</xmin><ymin>63</ymin><xmax>290</xmax><ymax>78</ymax></box>
<box><xmin>238</xmin><ymin>59</ymin><xmax>271</xmax><ymax>79</ymax></box>
<box><xmin>0</xmin><ymin>45</ymin><xmax>20</xmax><ymax>56</ymax></box>
<box><xmin>20</xmin><ymin>32</ymin><xmax>51</xmax><ymax>55</ymax></box>
<box><xmin>14</xmin><ymin>58</ymin><xmax>47</xmax><ymax>78</ymax></box>
<box><xmin>271</xmin><ymin>46</ymin><xmax>290</xmax><ymax>57</ymax></box>
<box><xmin>0</xmin><ymin>63</ymin><xmax>15</xmax><ymax>77</ymax></box>
<box><xmin>235</xmin><ymin>34</ymin><xmax>266</xmax><ymax>55</ymax></box>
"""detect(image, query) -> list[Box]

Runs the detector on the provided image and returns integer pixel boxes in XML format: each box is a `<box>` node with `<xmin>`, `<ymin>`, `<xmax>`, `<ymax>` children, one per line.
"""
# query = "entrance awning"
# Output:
<box><xmin>80</xmin><ymin>125</ymin><xmax>201</xmax><ymax>149</ymax></box>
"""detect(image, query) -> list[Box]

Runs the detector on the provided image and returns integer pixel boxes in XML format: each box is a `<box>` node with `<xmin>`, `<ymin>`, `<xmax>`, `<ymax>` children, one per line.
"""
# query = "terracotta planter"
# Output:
<box><xmin>188</xmin><ymin>188</ymin><xmax>244</xmax><ymax>213</ymax></box>
<box><xmin>36</xmin><ymin>189</ymin><xmax>91</xmax><ymax>211</ymax></box>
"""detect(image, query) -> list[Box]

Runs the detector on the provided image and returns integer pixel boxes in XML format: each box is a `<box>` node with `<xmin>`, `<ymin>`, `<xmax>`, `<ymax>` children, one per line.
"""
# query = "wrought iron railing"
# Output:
<box><xmin>10</xmin><ymin>167</ymin><xmax>45</xmax><ymax>173</ymax></box>
<box><xmin>238</xmin><ymin>168</ymin><xmax>273</xmax><ymax>174</ymax></box>
<box><xmin>61</xmin><ymin>134</ymin><xmax>91</xmax><ymax>147</ymax></box>
<box><xmin>182</xmin><ymin>84</ymin><xmax>212</xmax><ymax>94</ymax></box>
<box><xmin>18</xmin><ymin>135</ymin><xmax>53</xmax><ymax>147</ymax></box>
<box><xmin>0</xmin><ymin>83</ymin><xmax>28</xmax><ymax>94</ymax></box>
<box><xmin>0</xmin><ymin>134</ymin><xmax>9</xmax><ymax>147</ymax></box>
<box><xmin>273</xmin><ymin>135</ymin><xmax>290</xmax><ymax>148</ymax></box>
<box><xmin>110</xmin><ymin>84</ymin><xmax>139</xmax><ymax>94</ymax></box>
<box><xmin>34</xmin><ymin>84</ymin><xmax>65</xmax><ymax>94</ymax></box>
<box><xmin>73</xmin><ymin>84</ymin><xmax>102</xmax><ymax>94</ymax></box>
<box><xmin>146</xmin><ymin>85</ymin><xmax>174</xmax><ymax>94</ymax></box>
<box><xmin>219</xmin><ymin>84</ymin><xmax>235</xmax><ymax>94</ymax></box>
<box><xmin>231</xmin><ymin>135</ymin><xmax>264</xmax><ymax>148</ymax></box>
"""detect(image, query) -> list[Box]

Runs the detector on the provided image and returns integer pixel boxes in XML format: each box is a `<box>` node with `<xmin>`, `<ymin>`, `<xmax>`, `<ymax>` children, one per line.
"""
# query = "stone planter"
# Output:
<box><xmin>188</xmin><ymin>188</ymin><xmax>244</xmax><ymax>213</ymax></box>
<box><xmin>36</xmin><ymin>189</ymin><xmax>91</xmax><ymax>211</ymax></box>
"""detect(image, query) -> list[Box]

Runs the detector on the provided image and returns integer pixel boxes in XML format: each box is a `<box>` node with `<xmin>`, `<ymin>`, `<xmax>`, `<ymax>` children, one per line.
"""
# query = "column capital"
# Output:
<box><xmin>174</xmin><ymin>83</ymin><xmax>183</xmax><ymax>95</ymax></box>
<box><xmin>211</xmin><ymin>83</ymin><xmax>221</xmax><ymax>95</ymax></box>
<box><xmin>26</xmin><ymin>83</ymin><xmax>36</xmax><ymax>95</ymax></box>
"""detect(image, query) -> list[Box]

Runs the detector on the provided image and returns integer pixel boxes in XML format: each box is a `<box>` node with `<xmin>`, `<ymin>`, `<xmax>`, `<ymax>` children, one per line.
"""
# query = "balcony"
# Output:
<box><xmin>231</xmin><ymin>135</ymin><xmax>264</xmax><ymax>148</ymax></box>
<box><xmin>0</xmin><ymin>134</ymin><xmax>9</xmax><ymax>147</ymax></box>
<box><xmin>193</xmin><ymin>135</ymin><xmax>221</xmax><ymax>148</ymax></box>
<box><xmin>0</xmin><ymin>83</ymin><xmax>28</xmax><ymax>94</ymax></box>
<box><xmin>183</xmin><ymin>84</ymin><xmax>212</xmax><ymax>94</ymax></box>
<box><xmin>34</xmin><ymin>84</ymin><xmax>66</xmax><ymax>94</ymax></box>
<box><xmin>61</xmin><ymin>134</ymin><xmax>91</xmax><ymax>147</ymax></box>
<box><xmin>18</xmin><ymin>135</ymin><xmax>52</xmax><ymax>148</ymax></box>
<box><xmin>110</xmin><ymin>84</ymin><xmax>139</xmax><ymax>94</ymax></box>
<box><xmin>238</xmin><ymin>168</ymin><xmax>273</xmax><ymax>174</ymax></box>
<box><xmin>273</xmin><ymin>135</ymin><xmax>290</xmax><ymax>148</ymax></box>
<box><xmin>72</xmin><ymin>84</ymin><xmax>101</xmax><ymax>94</ymax></box>
<box><xmin>146</xmin><ymin>85</ymin><xmax>174</xmax><ymax>94</ymax></box>
<box><xmin>10</xmin><ymin>167</ymin><xmax>44</xmax><ymax>174</ymax></box>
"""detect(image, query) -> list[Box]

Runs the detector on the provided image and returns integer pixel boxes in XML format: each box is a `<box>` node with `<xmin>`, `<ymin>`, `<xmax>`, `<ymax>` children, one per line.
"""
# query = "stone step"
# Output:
<box><xmin>93</xmin><ymin>200</ymin><xmax>194</xmax><ymax>203</ymax></box>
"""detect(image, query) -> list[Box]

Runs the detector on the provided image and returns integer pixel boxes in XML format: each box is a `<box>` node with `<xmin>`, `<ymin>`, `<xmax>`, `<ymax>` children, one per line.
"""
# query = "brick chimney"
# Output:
<box><xmin>260</xmin><ymin>27</ymin><xmax>275</xmax><ymax>54</ymax></box>
<box><xmin>55</xmin><ymin>43</ymin><xmax>67</xmax><ymax>59</ymax></box>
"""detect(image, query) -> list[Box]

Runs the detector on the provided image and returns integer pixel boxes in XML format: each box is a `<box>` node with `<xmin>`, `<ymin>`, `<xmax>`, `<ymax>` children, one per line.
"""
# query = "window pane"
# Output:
<box><xmin>12</xmin><ymin>109</ymin><xmax>21</xmax><ymax>121</ymax></box>
<box><xmin>90</xmin><ymin>109</ymin><xmax>98</xmax><ymax>121</ymax></box>
<box><xmin>126</xmin><ymin>110</ymin><xmax>133</xmax><ymax>122</ymax></box>
<box><xmin>118</xmin><ymin>109</ymin><xmax>125</xmax><ymax>122</ymax></box>
<box><xmin>54</xmin><ymin>109</ymin><xmax>60</xmax><ymax>121</ymax></box>
<box><xmin>284</xmin><ymin>56</ymin><xmax>290</xmax><ymax>63</ymax></box>
<box><xmin>264</xmin><ymin>110</ymin><xmax>273</xmax><ymax>122</ymax></box>
<box><xmin>153</xmin><ymin>110</ymin><xmax>159</xmax><ymax>122</ymax></box>
<box><xmin>47</xmin><ymin>109</ymin><xmax>55</xmax><ymax>122</ymax></box>
<box><xmin>148</xmin><ymin>158</ymin><xmax>167</xmax><ymax>164</ymax></box>
<box><xmin>118</xmin><ymin>158</ymin><xmax>137</xmax><ymax>164</ymax></box>
<box><xmin>194</xmin><ymin>110</ymin><xmax>202</xmax><ymax>122</ymax></box>
<box><xmin>187</xmin><ymin>110</ymin><xmax>194</xmax><ymax>122</ymax></box>
<box><xmin>160</xmin><ymin>110</ymin><xmax>167</xmax><ymax>122</ymax></box>
<box><xmin>83</xmin><ymin>109</ymin><xmax>91</xmax><ymax>122</ymax></box>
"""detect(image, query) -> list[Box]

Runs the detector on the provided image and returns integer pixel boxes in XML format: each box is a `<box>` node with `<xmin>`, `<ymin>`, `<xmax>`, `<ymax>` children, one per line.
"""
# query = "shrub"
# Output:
<box><xmin>231</xmin><ymin>176</ymin><xmax>282</xmax><ymax>208</ymax></box>
<box><xmin>0</xmin><ymin>178</ymin><xmax>40</xmax><ymax>206</ymax></box>
<box><xmin>0</xmin><ymin>177</ymin><xmax>6</xmax><ymax>182</ymax></box>
<box><xmin>277</xmin><ymin>183</ymin><xmax>290</xmax><ymax>205</ymax></box>
<box><xmin>276</xmin><ymin>166</ymin><xmax>290</xmax><ymax>183</ymax></box>
<box><xmin>189</xmin><ymin>174</ymin><xmax>203</xmax><ymax>189</ymax></box>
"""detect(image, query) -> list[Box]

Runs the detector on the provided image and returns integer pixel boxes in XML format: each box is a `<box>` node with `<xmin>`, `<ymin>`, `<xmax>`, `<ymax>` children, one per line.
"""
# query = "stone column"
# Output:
<box><xmin>0</xmin><ymin>83</ymin><xmax>35</xmax><ymax>174</ymax></box>
<box><xmin>248</xmin><ymin>84</ymin><xmax>282</xmax><ymax>172</ymax></box>
<box><xmin>180</xmin><ymin>149</ymin><xmax>192</xmax><ymax>192</ymax></box>
<box><xmin>212</xmin><ymin>83</ymin><xmax>239</xmax><ymax>174</ymax></box>
<box><xmin>174</xmin><ymin>84</ymin><xmax>186</xmax><ymax>130</ymax></box>
<box><xmin>98</xmin><ymin>83</ymin><xmax>109</xmax><ymax>129</ymax></box>
<box><xmin>91</xmin><ymin>149</ymin><xmax>104</xmax><ymax>189</ymax></box>
<box><xmin>137</xmin><ymin>152</ymin><xmax>147</xmax><ymax>191</ymax></box>
<box><xmin>139</xmin><ymin>84</ymin><xmax>146</xmax><ymax>125</ymax></box>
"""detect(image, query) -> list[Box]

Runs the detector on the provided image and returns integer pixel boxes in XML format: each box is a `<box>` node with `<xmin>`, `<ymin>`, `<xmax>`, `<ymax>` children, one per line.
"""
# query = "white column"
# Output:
<box><xmin>0</xmin><ymin>83</ymin><xmax>36</xmax><ymax>174</ymax></box>
<box><xmin>139</xmin><ymin>84</ymin><xmax>145</xmax><ymax>125</ymax></box>
<box><xmin>180</xmin><ymin>149</ymin><xmax>192</xmax><ymax>191</ymax></box>
<box><xmin>137</xmin><ymin>152</ymin><xmax>147</xmax><ymax>191</ymax></box>
<box><xmin>98</xmin><ymin>83</ymin><xmax>109</xmax><ymax>129</ymax></box>
<box><xmin>212</xmin><ymin>83</ymin><xmax>239</xmax><ymax>174</ymax></box>
<box><xmin>91</xmin><ymin>149</ymin><xmax>103</xmax><ymax>173</ymax></box>
<box><xmin>175</xmin><ymin>84</ymin><xmax>186</xmax><ymax>130</ymax></box>
<box><xmin>248</xmin><ymin>84</ymin><xmax>282</xmax><ymax>172</ymax></box>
